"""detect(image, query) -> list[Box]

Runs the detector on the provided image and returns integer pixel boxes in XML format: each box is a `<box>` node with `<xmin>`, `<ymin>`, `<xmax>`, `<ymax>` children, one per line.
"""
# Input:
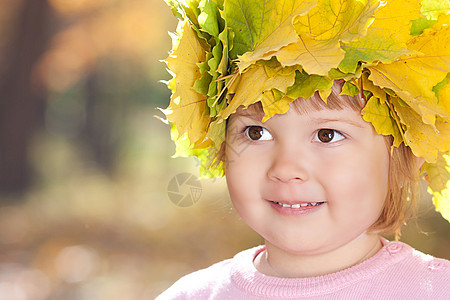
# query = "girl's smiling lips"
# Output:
<box><xmin>272</xmin><ymin>201</ymin><xmax>325</xmax><ymax>208</ymax></box>
<box><xmin>266</xmin><ymin>199</ymin><xmax>326</xmax><ymax>216</ymax></box>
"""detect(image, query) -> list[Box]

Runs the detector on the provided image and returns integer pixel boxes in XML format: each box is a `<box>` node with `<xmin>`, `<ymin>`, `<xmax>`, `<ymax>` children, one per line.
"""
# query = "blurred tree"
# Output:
<box><xmin>0</xmin><ymin>0</ymin><xmax>175</xmax><ymax>197</ymax></box>
<box><xmin>81</xmin><ymin>69</ymin><xmax>117</xmax><ymax>171</ymax></box>
<box><xmin>0</xmin><ymin>0</ymin><xmax>54</xmax><ymax>195</ymax></box>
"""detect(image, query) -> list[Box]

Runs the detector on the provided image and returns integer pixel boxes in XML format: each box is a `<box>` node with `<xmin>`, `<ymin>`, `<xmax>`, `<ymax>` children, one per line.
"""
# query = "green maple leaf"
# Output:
<box><xmin>362</xmin><ymin>96</ymin><xmax>403</xmax><ymax>147</ymax></box>
<box><xmin>225</xmin><ymin>0</ymin><xmax>317</xmax><ymax>60</ymax></box>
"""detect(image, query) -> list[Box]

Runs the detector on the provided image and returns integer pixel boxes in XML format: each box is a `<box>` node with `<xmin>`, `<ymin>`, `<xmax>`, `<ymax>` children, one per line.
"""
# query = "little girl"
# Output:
<box><xmin>157</xmin><ymin>0</ymin><xmax>450</xmax><ymax>298</ymax></box>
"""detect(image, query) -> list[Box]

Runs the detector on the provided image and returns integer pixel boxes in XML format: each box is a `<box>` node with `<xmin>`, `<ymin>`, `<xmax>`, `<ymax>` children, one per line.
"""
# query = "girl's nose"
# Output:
<box><xmin>267</xmin><ymin>144</ymin><xmax>310</xmax><ymax>183</ymax></box>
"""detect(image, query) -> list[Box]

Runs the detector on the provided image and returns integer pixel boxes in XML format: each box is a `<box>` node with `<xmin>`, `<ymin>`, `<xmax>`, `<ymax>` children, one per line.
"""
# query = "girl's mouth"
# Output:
<box><xmin>272</xmin><ymin>201</ymin><xmax>325</xmax><ymax>208</ymax></box>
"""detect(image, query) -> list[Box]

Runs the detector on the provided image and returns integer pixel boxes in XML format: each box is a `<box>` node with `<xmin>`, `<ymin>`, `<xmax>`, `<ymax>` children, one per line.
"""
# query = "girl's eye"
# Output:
<box><xmin>314</xmin><ymin>129</ymin><xmax>345</xmax><ymax>143</ymax></box>
<box><xmin>244</xmin><ymin>126</ymin><xmax>273</xmax><ymax>141</ymax></box>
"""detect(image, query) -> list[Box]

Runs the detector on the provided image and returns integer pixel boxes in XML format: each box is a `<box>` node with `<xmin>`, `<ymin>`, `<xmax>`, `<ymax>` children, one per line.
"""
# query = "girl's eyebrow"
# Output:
<box><xmin>312</xmin><ymin>118</ymin><xmax>366</xmax><ymax>129</ymax></box>
<box><xmin>234</xmin><ymin>109</ymin><xmax>264</xmax><ymax>119</ymax></box>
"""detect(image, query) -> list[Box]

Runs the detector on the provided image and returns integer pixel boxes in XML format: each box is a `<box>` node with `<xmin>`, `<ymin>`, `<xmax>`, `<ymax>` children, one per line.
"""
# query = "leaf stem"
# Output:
<box><xmin>212</xmin><ymin>72</ymin><xmax>239</xmax><ymax>107</ymax></box>
<box><xmin>386</xmin><ymin>94</ymin><xmax>406</xmax><ymax>141</ymax></box>
<box><xmin>216</xmin><ymin>71</ymin><xmax>238</xmax><ymax>81</ymax></box>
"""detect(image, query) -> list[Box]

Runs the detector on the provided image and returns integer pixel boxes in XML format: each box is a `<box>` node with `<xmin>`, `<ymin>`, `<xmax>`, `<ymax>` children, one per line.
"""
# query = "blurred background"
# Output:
<box><xmin>0</xmin><ymin>0</ymin><xmax>448</xmax><ymax>299</ymax></box>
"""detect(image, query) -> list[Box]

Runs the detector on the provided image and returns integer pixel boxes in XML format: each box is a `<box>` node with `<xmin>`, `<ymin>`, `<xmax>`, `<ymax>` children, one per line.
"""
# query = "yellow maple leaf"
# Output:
<box><xmin>339</xmin><ymin>30</ymin><xmax>409</xmax><ymax>73</ymax></box>
<box><xmin>362</xmin><ymin>74</ymin><xmax>387</xmax><ymax>102</ymax></box>
<box><xmin>392</xmin><ymin>97</ymin><xmax>450</xmax><ymax>162</ymax></box>
<box><xmin>407</xmin><ymin>14</ymin><xmax>450</xmax><ymax>74</ymax></box>
<box><xmin>162</xmin><ymin>21</ymin><xmax>210</xmax><ymax>146</ymax></box>
<box><xmin>370</xmin><ymin>0</ymin><xmax>421</xmax><ymax>41</ymax></box>
<box><xmin>432</xmin><ymin>188</ymin><xmax>450</xmax><ymax>222</ymax></box>
<box><xmin>235</xmin><ymin>0</ymin><xmax>318</xmax><ymax>71</ymax></box>
<box><xmin>261</xmin><ymin>93</ymin><xmax>294</xmax><ymax>122</ymax></box>
<box><xmin>424</xmin><ymin>153</ymin><xmax>450</xmax><ymax>195</ymax></box>
<box><xmin>205</xmin><ymin>119</ymin><xmax>225</xmax><ymax>153</ymax></box>
<box><xmin>293</xmin><ymin>0</ymin><xmax>381</xmax><ymax>42</ymax></box>
<box><xmin>368</xmin><ymin>17</ymin><xmax>450</xmax><ymax>127</ymax></box>
<box><xmin>339</xmin><ymin>0</ymin><xmax>421</xmax><ymax>73</ymax></box>
<box><xmin>219</xmin><ymin>64</ymin><xmax>296</xmax><ymax>119</ymax></box>
<box><xmin>275</xmin><ymin>36</ymin><xmax>345</xmax><ymax>76</ymax></box>
<box><xmin>275</xmin><ymin>0</ymin><xmax>381</xmax><ymax>75</ymax></box>
<box><xmin>423</xmin><ymin>153</ymin><xmax>450</xmax><ymax>222</ymax></box>
<box><xmin>370</xmin><ymin>62</ymin><xmax>446</xmax><ymax>128</ymax></box>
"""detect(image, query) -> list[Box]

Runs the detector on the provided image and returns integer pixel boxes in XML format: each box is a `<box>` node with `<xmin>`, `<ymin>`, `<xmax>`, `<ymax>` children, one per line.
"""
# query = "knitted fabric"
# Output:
<box><xmin>157</xmin><ymin>240</ymin><xmax>449</xmax><ymax>299</ymax></box>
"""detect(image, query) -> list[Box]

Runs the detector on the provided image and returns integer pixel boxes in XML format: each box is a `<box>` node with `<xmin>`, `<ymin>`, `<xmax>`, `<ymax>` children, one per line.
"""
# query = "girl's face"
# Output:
<box><xmin>225</xmin><ymin>99</ymin><xmax>390</xmax><ymax>256</ymax></box>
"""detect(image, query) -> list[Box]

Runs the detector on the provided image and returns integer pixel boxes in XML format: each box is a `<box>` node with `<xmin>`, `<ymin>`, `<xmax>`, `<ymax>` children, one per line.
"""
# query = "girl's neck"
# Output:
<box><xmin>254</xmin><ymin>233</ymin><xmax>382</xmax><ymax>278</ymax></box>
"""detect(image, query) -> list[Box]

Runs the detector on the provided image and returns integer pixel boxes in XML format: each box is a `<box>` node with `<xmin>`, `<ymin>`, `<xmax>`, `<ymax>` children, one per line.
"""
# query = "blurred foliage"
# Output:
<box><xmin>0</xmin><ymin>0</ymin><xmax>448</xmax><ymax>299</ymax></box>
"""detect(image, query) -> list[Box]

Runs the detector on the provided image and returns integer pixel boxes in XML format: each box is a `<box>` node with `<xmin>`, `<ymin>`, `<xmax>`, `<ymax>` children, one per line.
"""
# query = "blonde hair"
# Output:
<box><xmin>370</xmin><ymin>138</ymin><xmax>419</xmax><ymax>237</ymax></box>
<box><xmin>223</xmin><ymin>81</ymin><xmax>420</xmax><ymax>237</ymax></box>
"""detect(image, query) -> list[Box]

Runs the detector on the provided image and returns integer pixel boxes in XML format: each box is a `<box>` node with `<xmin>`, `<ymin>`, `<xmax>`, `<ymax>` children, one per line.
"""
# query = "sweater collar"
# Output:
<box><xmin>230</xmin><ymin>239</ymin><xmax>411</xmax><ymax>297</ymax></box>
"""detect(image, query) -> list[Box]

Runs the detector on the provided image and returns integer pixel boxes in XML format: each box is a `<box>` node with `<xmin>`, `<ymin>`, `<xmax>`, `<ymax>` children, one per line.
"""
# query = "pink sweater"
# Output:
<box><xmin>156</xmin><ymin>240</ymin><xmax>449</xmax><ymax>299</ymax></box>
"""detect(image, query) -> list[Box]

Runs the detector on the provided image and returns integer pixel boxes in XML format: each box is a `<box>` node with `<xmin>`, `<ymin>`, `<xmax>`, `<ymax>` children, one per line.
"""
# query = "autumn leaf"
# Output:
<box><xmin>328</xmin><ymin>66</ymin><xmax>362</xmax><ymax>80</ymax></box>
<box><xmin>162</xmin><ymin>21</ymin><xmax>209</xmax><ymax>146</ymax></box>
<box><xmin>339</xmin><ymin>0</ymin><xmax>421</xmax><ymax>73</ymax></box>
<box><xmin>267</xmin><ymin>0</ymin><xmax>380</xmax><ymax>75</ymax></box>
<box><xmin>198</xmin><ymin>0</ymin><xmax>220</xmax><ymax>36</ymax></box>
<box><xmin>205</xmin><ymin>118</ymin><xmax>226</xmax><ymax>153</ymax></box>
<box><xmin>237</xmin><ymin>0</ymin><xmax>381</xmax><ymax>75</ymax></box>
<box><xmin>433</xmin><ymin>73</ymin><xmax>450</xmax><ymax>101</ymax></box>
<box><xmin>424</xmin><ymin>153</ymin><xmax>450</xmax><ymax>196</ymax></box>
<box><xmin>410</xmin><ymin>18</ymin><xmax>438</xmax><ymax>36</ymax></box>
<box><xmin>165</xmin><ymin>0</ymin><xmax>203</xmax><ymax>30</ymax></box>
<box><xmin>275</xmin><ymin>36</ymin><xmax>345</xmax><ymax>76</ymax></box>
<box><xmin>340</xmin><ymin>81</ymin><xmax>359</xmax><ymax>96</ymax></box>
<box><xmin>420</xmin><ymin>0</ymin><xmax>450</xmax><ymax>20</ymax></box>
<box><xmin>362</xmin><ymin>73</ymin><xmax>388</xmax><ymax>102</ymax></box>
<box><xmin>339</xmin><ymin>31</ymin><xmax>409</xmax><ymax>74</ymax></box>
<box><xmin>218</xmin><ymin>14</ymin><xmax>232</xmax><ymax>76</ymax></box>
<box><xmin>293</xmin><ymin>0</ymin><xmax>380</xmax><ymax>42</ymax></box>
<box><xmin>422</xmin><ymin>153</ymin><xmax>450</xmax><ymax>222</ymax></box>
<box><xmin>180</xmin><ymin>0</ymin><xmax>235</xmax><ymax>119</ymax></box>
<box><xmin>362</xmin><ymin>96</ymin><xmax>403</xmax><ymax>147</ymax></box>
<box><xmin>219</xmin><ymin>64</ymin><xmax>296</xmax><ymax>119</ymax></box>
<box><xmin>369</xmin><ymin>70</ymin><xmax>448</xmax><ymax>127</ymax></box>
<box><xmin>432</xmin><ymin>188</ymin><xmax>450</xmax><ymax>223</ymax></box>
<box><xmin>286</xmin><ymin>70</ymin><xmax>333</xmax><ymax>100</ymax></box>
<box><xmin>261</xmin><ymin>57</ymin><xmax>301</xmax><ymax>77</ymax></box>
<box><xmin>174</xmin><ymin>134</ymin><xmax>224</xmax><ymax>178</ymax></box>
<box><xmin>368</xmin><ymin>18</ymin><xmax>450</xmax><ymax>128</ymax></box>
<box><xmin>407</xmin><ymin>14</ymin><xmax>450</xmax><ymax>74</ymax></box>
<box><xmin>392</xmin><ymin>97</ymin><xmax>450</xmax><ymax>162</ymax></box>
<box><xmin>202</xmin><ymin>118</ymin><xmax>226</xmax><ymax>176</ymax></box>
<box><xmin>435</xmin><ymin>74</ymin><xmax>450</xmax><ymax>114</ymax></box>
<box><xmin>226</xmin><ymin>0</ymin><xmax>318</xmax><ymax>67</ymax></box>
<box><xmin>261</xmin><ymin>93</ymin><xmax>294</xmax><ymax>122</ymax></box>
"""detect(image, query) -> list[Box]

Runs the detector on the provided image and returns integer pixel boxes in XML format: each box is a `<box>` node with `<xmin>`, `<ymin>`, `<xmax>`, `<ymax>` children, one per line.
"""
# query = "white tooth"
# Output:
<box><xmin>300</xmin><ymin>203</ymin><xmax>308</xmax><ymax>207</ymax></box>
<box><xmin>282</xmin><ymin>203</ymin><xmax>290</xmax><ymax>208</ymax></box>
<box><xmin>291</xmin><ymin>204</ymin><xmax>300</xmax><ymax>209</ymax></box>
